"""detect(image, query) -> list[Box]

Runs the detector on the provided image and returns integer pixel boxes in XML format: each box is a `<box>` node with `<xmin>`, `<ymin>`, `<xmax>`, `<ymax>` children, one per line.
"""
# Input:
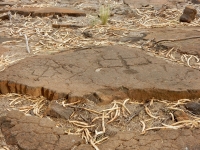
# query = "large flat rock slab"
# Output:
<box><xmin>144</xmin><ymin>27</ymin><xmax>200</xmax><ymax>56</ymax></box>
<box><xmin>4</xmin><ymin>7</ymin><xmax>86</xmax><ymax>17</ymax></box>
<box><xmin>0</xmin><ymin>46</ymin><xmax>200</xmax><ymax>102</ymax></box>
<box><xmin>124</xmin><ymin>0</ymin><xmax>185</xmax><ymax>8</ymax></box>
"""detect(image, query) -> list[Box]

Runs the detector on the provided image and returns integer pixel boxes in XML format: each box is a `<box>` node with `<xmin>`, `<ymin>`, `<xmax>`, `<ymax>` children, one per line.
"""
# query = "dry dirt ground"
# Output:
<box><xmin>0</xmin><ymin>0</ymin><xmax>200</xmax><ymax>150</ymax></box>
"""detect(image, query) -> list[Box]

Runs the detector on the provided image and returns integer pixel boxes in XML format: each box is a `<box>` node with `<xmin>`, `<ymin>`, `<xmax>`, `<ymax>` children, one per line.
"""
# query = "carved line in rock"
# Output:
<box><xmin>0</xmin><ymin>80</ymin><xmax>200</xmax><ymax>103</ymax></box>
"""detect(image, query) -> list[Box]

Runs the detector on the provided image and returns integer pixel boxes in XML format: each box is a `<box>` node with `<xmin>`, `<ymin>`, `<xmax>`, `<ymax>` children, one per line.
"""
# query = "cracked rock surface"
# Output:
<box><xmin>144</xmin><ymin>26</ymin><xmax>200</xmax><ymax>56</ymax></box>
<box><xmin>0</xmin><ymin>46</ymin><xmax>200</xmax><ymax>103</ymax></box>
<box><xmin>99</xmin><ymin>129</ymin><xmax>200</xmax><ymax>150</ymax></box>
<box><xmin>0</xmin><ymin>0</ymin><xmax>200</xmax><ymax>149</ymax></box>
<box><xmin>0</xmin><ymin>110</ymin><xmax>83</xmax><ymax>150</ymax></box>
<box><xmin>0</xmin><ymin>110</ymin><xmax>200</xmax><ymax>150</ymax></box>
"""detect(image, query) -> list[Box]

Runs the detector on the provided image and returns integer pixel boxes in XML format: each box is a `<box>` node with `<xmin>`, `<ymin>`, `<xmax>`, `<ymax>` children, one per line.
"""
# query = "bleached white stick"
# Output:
<box><xmin>24</xmin><ymin>34</ymin><xmax>30</xmax><ymax>53</ymax></box>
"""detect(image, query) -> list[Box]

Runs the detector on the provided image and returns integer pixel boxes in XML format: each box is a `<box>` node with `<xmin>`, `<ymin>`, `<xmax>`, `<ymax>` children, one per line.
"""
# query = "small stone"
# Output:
<box><xmin>174</xmin><ymin>110</ymin><xmax>189</xmax><ymax>121</ymax></box>
<box><xmin>83</xmin><ymin>31</ymin><xmax>93</xmax><ymax>38</ymax></box>
<box><xmin>185</xmin><ymin>102</ymin><xmax>200</xmax><ymax>115</ymax></box>
<box><xmin>192</xmin><ymin>0</ymin><xmax>200</xmax><ymax>4</ymax></box>
<box><xmin>180</xmin><ymin>5</ymin><xmax>197</xmax><ymax>23</ymax></box>
<box><xmin>45</xmin><ymin>101</ymin><xmax>74</xmax><ymax>120</ymax></box>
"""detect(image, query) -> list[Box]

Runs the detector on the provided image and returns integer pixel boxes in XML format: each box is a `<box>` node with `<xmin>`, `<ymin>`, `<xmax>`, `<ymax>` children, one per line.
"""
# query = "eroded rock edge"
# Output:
<box><xmin>0</xmin><ymin>80</ymin><xmax>200</xmax><ymax>103</ymax></box>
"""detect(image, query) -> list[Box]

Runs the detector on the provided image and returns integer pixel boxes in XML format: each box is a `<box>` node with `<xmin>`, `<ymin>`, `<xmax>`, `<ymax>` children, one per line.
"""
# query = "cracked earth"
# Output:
<box><xmin>0</xmin><ymin>0</ymin><xmax>200</xmax><ymax>149</ymax></box>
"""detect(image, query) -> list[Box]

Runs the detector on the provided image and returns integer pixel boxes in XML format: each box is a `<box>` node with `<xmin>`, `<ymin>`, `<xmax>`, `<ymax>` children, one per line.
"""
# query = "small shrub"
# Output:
<box><xmin>99</xmin><ymin>5</ymin><xmax>110</xmax><ymax>25</ymax></box>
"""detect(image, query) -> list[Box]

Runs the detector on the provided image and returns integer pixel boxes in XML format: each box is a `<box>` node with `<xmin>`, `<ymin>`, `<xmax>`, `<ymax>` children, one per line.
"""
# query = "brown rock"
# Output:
<box><xmin>0</xmin><ymin>45</ymin><xmax>200</xmax><ymax>102</ymax></box>
<box><xmin>174</xmin><ymin>110</ymin><xmax>189</xmax><ymax>121</ymax></box>
<box><xmin>45</xmin><ymin>101</ymin><xmax>74</xmax><ymax>120</ymax></box>
<box><xmin>52</xmin><ymin>23</ymin><xmax>84</xmax><ymax>29</ymax></box>
<box><xmin>1</xmin><ymin>109</ymin><xmax>200</xmax><ymax>150</ymax></box>
<box><xmin>0</xmin><ymin>110</ymin><xmax>83</xmax><ymax>149</ymax></box>
<box><xmin>144</xmin><ymin>27</ymin><xmax>200</xmax><ymax>56</ymax></box>
<box><xmin>9</xmin><ymin>121</ymin><xmax>61</xmax><ymax>136</ymax></box>
<box><xmin>56</xmin><ymin>135</ymin><xmax>83</xmax><ymax>149</ymax></box>
<box><xmin>16</xmin><ymin>132</ymin><xmax>48</xmax><ymax>150</ymax></box>
<box><xmin>185</xmin><ymin>102</ymin><xmax>200</xmax><ymax>115</ymax></box>
<box><xmin>192</xmin><ymin>0</ymin><xmax>200</xmax><ymax>4</ymax></box>
<box><xmin>82</xmin><ymin>30</ymin><xmax>93</xmax><ymax>38</ymax></box>
<box><xmin>180</xmin><ymin>5</ymin><xmax>197</xmax><ymax>23</ymax></box>
<box><xmin>8</xmin><ymin>7</ymin><xmax>86</xmax><ymax>17</ymax></box>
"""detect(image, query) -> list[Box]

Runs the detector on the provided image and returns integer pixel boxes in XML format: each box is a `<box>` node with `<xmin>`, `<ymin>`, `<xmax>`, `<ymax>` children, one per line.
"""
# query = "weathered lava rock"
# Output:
<box><xmin>192</xmin><ymin>0</ymin><xmax>200</xmax><ymax>4</ymax></box>
<box><xmin>174</xmin><ymin>110</ymin><xmax>189</xmax><ymax>121</ymax></box>
<box><xmin>180</xmin><ymin>5</ymin><xmax>197</xmax><ymax>23</ymax></box>
<box><xmin>185</xmin><ymin>102</ymin><xmax>200</xmax><ymax>115</ymax></box>
<box><xmin>45</xmin><ymin>101</ymin><xmax>74</xmax><ymax>119</ymax></box>
<box><xmin>8</xmin><ymin>7</ymin><xmax>86</xmax><ymax>17</ymax></box>
<box><xmin>0</xmin><ymin>110</ymin><xmax>84</xmax><ymax>149</ymax></box>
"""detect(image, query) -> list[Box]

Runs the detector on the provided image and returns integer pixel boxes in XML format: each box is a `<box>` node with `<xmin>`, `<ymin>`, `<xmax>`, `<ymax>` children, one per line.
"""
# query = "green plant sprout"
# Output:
<box><xmin>99</xmin><ymin>5</ymin><xmax>110</xmax><ymax>25</ymax></box>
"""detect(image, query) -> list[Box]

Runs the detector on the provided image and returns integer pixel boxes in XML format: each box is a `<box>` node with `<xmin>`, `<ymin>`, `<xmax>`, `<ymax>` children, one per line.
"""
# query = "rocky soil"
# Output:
<box><xmin>0</xmin><ymin>0</ymin><xmax>200</xmax><ymax>150</ymax></box>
